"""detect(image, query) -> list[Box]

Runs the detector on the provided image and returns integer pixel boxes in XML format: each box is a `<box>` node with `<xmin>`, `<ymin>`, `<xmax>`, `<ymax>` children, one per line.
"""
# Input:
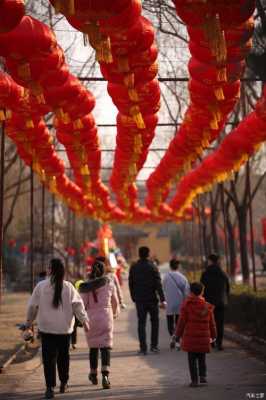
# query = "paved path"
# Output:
<box><xmin>0</xmin><ymin>289</ymin><xmax>265</xmax><ymax>400</ymax></box>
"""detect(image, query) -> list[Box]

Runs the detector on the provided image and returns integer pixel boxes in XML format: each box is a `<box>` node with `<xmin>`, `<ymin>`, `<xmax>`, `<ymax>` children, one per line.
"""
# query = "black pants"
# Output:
<box><xmin>214</xmin><ymin>304</ymin><xmax>225</xmax><ymax>347</ymax></box>
<box><xmin>41</xmin><ymin>333</ymin><xmax>71</xmax><ymax>388</ymax></box>
<box><xmin>166</xmin><ymin>314</ymin><xmax>179</xmax><ymax>337</ymax></box>
<box><xmin>188</xmin><ymin>352</ymin><xmax>207</xmax><ymax>383</ymax></box>
<box><xmin>89</xmin><ymin>348</ymin><xmax>111</xmax><ymax>372</ymax></box>
<box><xmin>136</xmin><ymin>302</ymin><xmax>159</xmax><ymax>351</ymax></box>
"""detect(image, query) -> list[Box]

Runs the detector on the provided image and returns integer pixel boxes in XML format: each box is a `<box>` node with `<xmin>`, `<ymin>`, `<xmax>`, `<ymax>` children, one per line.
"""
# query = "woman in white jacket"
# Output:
<box><xmin>25</xmin><ymin>258</ymin><xmax>89</xmax><ymax>399</ymax></box>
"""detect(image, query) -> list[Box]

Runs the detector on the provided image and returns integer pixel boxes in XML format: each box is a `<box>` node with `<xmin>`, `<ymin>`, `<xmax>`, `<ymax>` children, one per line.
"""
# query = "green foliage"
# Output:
<box><xmin>226</xmin><ymin>285</ymin><xmax>266</xmax><ymax>340</ymax></box>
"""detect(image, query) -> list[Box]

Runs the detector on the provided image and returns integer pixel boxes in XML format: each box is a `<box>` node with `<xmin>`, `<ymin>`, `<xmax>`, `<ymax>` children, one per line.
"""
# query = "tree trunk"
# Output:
<box><xmin>237</xmin><ymin>207</ymin><xmax>250</xmax><ymax>283</ymax></box>
<box><xmin>226</xmin><ymin>214</ymin><xmax>237</xmax><ymax>279</ymax></box>
<box><xmin>209</xmin><ymin>192</ymin><xmax>220</xmax><ymax>254</ymax></box>
<box><xmin>201</xmin><ymin>214</ymin><xmax>210</xmax><ymax>258</ymax></box>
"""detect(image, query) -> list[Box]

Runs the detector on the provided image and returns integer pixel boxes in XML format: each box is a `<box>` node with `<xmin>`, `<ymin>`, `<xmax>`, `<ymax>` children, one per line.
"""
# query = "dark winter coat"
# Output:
<box><xmin>200</xmin><ymin>264</ymin><xmax>230</xmax><ymax>306</ymax></box>
<box><xmin>175</xmin><ymin>294</ymin><xmax>217</xmax><ymax>353</ymax></box>
<box><xmin>128</xmin><ymin>259</ymin><xmax>165</xmax><ymax>304</ymax></box>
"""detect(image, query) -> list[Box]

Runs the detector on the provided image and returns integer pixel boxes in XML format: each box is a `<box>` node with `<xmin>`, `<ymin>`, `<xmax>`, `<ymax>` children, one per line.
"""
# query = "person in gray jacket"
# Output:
<box><xmin>163</xmin><ymin>259</ymin><xmax>190</xmax><ymax>349</ymax></box>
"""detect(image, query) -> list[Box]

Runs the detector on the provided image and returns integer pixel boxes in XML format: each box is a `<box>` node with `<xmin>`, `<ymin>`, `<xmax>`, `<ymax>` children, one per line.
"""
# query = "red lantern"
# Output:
<box><xmin>0</xmin><ymin>0</ymin><xmax>25</xmax><ymax>33</ymax></box>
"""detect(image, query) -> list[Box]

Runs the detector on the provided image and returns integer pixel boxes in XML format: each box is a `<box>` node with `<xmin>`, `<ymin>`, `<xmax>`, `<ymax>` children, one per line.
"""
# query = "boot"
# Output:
<box><xmin>45</xmin><ymin>387</ymin><xmax>54</xmax><ymax>399</ymax></box>
<box><xmin>88</xmin><ymin>373</ymin><xmax>98</xmax><ymax>385</ymax></box>
<box><xmin>102</xmin><ymin>372</ymin><xmax>111</xmax><ymax>389</ymax></box>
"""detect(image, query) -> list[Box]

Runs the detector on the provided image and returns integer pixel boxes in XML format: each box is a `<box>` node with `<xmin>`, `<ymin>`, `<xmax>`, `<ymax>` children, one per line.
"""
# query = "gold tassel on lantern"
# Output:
<box><xmin>210</xmin><ymin>117</ymin><xmax>219</xmax><ymax>130</ymax></box>
<box><xmin>5</xmin><ymin>109</ymin><xmax>12</xmax><ymax>119</ymax></box>
<box><xmin>117</xmin><ymin>56</ymin><xmax>130</xmax><ymax>73</ymax></box>
<box><xmin>73</xmin><ymin>118</ymin><xmax>83</xmax><ymax>129</ymax></box>
<box><xmin>124</xmin><ymin>73</ymin><xmax>135</xmax><ymax>88</ymax></box>
<box><xmin>86</xmin><ymin>22</ymin><xmax>113</xmax><ymax>64</ymax></box>
<box><xmin>134</xmin><ymin>134</ymin><xmax>142</xmax><ymax>154</ymax></box>
<box><xmin>37</xmin><ymin>94</ymin><xmax>45</xmax><ymax>105</ymax></box>
<box><xmin>80</xmin><ymin>164</ymin><xmax>89</xmax><ymax>176</ymax></box>
<box><xmin>217</xmin><ymin>67</ymin><xmax>227</xmax><ymax>82</ymax></box>
<box><xmin>0</xmin><ymin>110</ymin><xmax>5</xmax><ymax>121</ymax></box>
<box><xmin>214</xmin><ymin>86</ymin><xmax>225</xmax><ymax>101</ymax></box>
<box><xmin>204</xmin><ymin>15</ymin><xmax>227</xmax><ymax>64</ymax></box>
<box><xmin>17</xmin><ymin>63</ymin><xmax>31</xmax><ymax>80</ymax></box>
<box><xmin>96</xmin><ymin>36</ymin><xmax>113</xmax><ymax>64</ymax></box>
<box><xmin>25</xmin><ymin>119</ymin><xmax>34</xmax><ymax>129</ymax></box>
<box><xmin>130</xmin><ymin>105</ymin><xmax>145</xmax><ymax>129</ymax></box>
<box><xmin>202</xmin><ymin>129</ymin><xmax>210</xmax><ymax>148</ymax></box>
<box><xmin>62</xmin><ymin>112</ymin><xmax>70</xmax><ymax>124</ymax></box>
<box><xmin>29</xmin><ymin>82</ymin><xmax>45</xmax><ymax>104</ymax></box>
<box><xmin>128</xmin><ymin>88</ymin><xmax>139</xmax><ymax>102</ymax></box>
<box><xmin>48</xmin><ymin>176</ymin><xmax>57</xmax><ymax>192</ymax></box>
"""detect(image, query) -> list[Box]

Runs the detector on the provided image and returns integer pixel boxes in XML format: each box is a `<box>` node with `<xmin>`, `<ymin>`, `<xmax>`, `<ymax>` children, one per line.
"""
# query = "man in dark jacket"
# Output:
<box><xmin>129</xmin><ymin>246</ymin><xmax>166</xmax><ymax>355</ymax></box>
<box><xmin>200</xmin><ymin>254</ymin><xmax>230</xmax><ymax>351</ymax></box>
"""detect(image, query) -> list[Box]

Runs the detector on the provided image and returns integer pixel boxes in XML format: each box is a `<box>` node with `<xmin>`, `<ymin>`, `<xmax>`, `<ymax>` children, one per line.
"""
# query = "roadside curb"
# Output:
<box><xmin>225</xmin><ymin>327</ymin><xmax>266</xmax><ymax>360</ymax></box>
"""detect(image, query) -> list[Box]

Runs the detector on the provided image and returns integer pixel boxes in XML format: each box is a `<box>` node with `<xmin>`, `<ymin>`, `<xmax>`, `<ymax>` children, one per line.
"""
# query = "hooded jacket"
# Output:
<box><xmin>175</xmin><ymin>294</ymin><xmax>217</xmax><ymax>353</ymax></box>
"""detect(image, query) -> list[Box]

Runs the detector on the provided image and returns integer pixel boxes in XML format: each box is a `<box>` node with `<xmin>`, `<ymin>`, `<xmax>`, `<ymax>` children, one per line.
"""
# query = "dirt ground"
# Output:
<box><xmin>0</xmin><ymin>292</ymin><xmax>31</xmax><ymax>366</ymax></box>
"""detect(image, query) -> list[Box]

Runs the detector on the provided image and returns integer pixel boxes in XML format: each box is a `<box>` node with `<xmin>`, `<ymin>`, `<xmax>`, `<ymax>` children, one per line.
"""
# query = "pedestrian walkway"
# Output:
<box><xmin>0</xmin><ymin>290</ymin><xmax>265</xmax><ymax>400</ymax></box>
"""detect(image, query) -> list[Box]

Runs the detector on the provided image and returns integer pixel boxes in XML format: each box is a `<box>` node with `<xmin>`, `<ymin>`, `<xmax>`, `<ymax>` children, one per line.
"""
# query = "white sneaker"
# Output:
<box><xmin>175</xmin><ymin>342</ymin><xmax>181</xmax><ymax>351</ymax></box>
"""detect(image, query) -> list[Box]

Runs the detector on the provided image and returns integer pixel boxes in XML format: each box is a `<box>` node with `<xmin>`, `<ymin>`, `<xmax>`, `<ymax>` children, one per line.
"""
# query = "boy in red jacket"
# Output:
<box><xmin>171</xmin><ymin>282</ymin><xmax>216</xmax><ymax>387</ymax></box>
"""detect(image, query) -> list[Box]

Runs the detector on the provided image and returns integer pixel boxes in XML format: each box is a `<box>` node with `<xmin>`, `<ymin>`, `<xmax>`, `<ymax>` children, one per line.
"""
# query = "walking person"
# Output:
<box><xmin>163</xmin><ymin>258</ymin><xmax>190</xmax><ymax>349</ymax></box>
<box><xmin>171</xmin><ymin>282</ymin><xmax>216</xmax><ymax>387</ymax></box>
<box><xmin>96</xmin><ymin>255</ymin><xmax>126</xmax><ymax>309</ymax></box>
<box><xmin>24</xmin><ymin>258</ymin><xmax>89</xmax><ymax>399</ymax></box>
<box><xmin>129</xmin><ymin>246</ymin><xmax>166</xmax><ymax>355</ymax></box>
<box><xmin>200</xmin><ymin>253</ymin><xmax>230</xmax><ymax>350</ymax></box>
<box><xmin>80</xmin><ymin>260</ymin><xmax>119</xmax><ymax>389</ymax></box>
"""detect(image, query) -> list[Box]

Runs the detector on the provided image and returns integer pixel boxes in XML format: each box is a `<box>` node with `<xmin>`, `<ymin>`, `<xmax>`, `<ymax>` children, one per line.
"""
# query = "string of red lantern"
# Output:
<box><xmin>0</xmin><ymin>15</ymin><xmax>125</xmax><ymax>220</ymax></box>
<box><xmin>170</xmin><ymin>101</ymin><xmax>266</xmax><ymax>217</ymax></box>
<box><xmin>48</xmin><ymin>0</ymin><xmax>160</xmax><ymax>223</ymax></box>
<box><xmin>145</xmin><ymin>0</ymin><xmax>255</xmax><ymax>218</ymax></box>
<box><xmin>0</xmin><ymin>71</ymin><xmax>96</xmax><ymax>215</ymax></box>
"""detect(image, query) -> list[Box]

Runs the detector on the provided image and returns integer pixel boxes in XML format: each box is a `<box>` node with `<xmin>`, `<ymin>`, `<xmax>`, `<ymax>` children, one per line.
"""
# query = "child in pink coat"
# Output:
<box><xmin>80</xmin><ymin>260</ymin><xmax>119</xmax><ymax>389</ymax></box>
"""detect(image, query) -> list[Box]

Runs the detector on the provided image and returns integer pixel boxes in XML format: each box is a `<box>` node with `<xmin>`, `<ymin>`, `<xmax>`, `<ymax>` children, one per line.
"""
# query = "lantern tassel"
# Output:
<box><xmin>214</xmin><ymin>86</ymin><xmax>225</xmax><ymax>100</ymax></box>
<box><xmin>204</xmin><ymin>15</ymin><xmax>227</xmax><ymax>64</ymax></box>
<box><xmin>130</xmin><ymin>106</ymin><xmax>145</xmax><ymax>129</ymax></box>
<box><xmin>0</xmin><ymin>110</ymin><xmax>5</xmax><ymax>121</ymax></box>
<box><xmin>128</xmin><ymin>88</ymin><xmax>139</xmax><ymax>102</ymax></box>
<box><xmin>217</xmin><ymin>67</ymin><xmax>227</xmax><ymax>82</ymax></box>
<box><xmin>117</xmin><ymin>56</ymin><xmax>130</xmax><ymax>72</ymax></box>
<box><xmin>124</xmin><ymin>73</ymin><xmax>135</xmax><ymax>88</ymax></box>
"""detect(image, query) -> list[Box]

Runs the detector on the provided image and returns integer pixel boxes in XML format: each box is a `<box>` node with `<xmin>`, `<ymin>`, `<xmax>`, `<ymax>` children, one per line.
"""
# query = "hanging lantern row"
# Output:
<box><xmin>48</xmin><ymin>0</ymin><xmax>161</xmax><ymax>223</ymax></box>
<box><xmin>0</xmin><ymin>15</ymin><xmax>128</xmax><ymax>221</ymax></box>
<box><xmin>170</xmin><ymin>99</ymin><xmax>266</xmax><ymax>217</ymax></box>
<box><xmin>0</xmin><ymin>71</ymin><xmax>99</xmax><ymax>215</ymax></box>
<box><xmin>145</xmin><ymin>0</ymin><xmax>255</xmax><ymax>217</ymax></box>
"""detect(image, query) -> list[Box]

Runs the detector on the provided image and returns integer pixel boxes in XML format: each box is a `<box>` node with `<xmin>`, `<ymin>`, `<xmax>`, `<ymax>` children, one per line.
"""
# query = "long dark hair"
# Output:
<box><xmin>90</xmin><ymin>260</ymin><xmax>105</xmax><ymax>280</ymax></box>
<box><xmin>50</xmin><ymin>258</ymin><xmax>65</xmax><ymax>308</ymax></box>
